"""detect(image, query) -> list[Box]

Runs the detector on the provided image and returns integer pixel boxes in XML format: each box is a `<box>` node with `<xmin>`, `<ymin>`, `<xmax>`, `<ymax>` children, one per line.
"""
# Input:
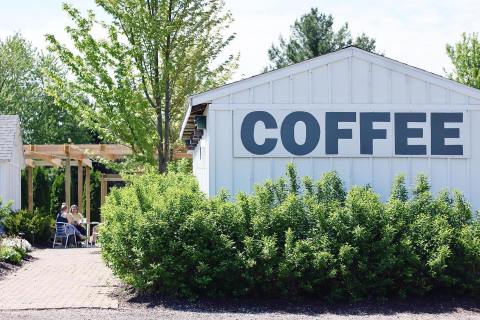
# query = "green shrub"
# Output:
<box><xmin>101</xmin><ymin>165</ymin><xmax>480</xmax><ymax>301</ymax></box>
<box><xmin>3</xmin><ymin>210</ymin><xmax>54</xmax><ymax>244</ymax></box>
<box><xmin>0</xmin><ymin>199</ymin><xmax>13</xmax><ymax>221</ymax></box>
<box><xmin>0</xmin><ymin>246</ymin><xmax>22</xmax><ymax>265</ymax></box>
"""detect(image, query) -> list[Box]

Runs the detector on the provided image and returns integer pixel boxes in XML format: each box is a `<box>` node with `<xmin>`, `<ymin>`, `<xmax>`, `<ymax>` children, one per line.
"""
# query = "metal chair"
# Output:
<box><xmin>90</xmin><ymin>222</ymin><xmax>101</xmax><ymax>246</ymax></box>
<box><xmin>52</xmin><ymin>222</ymin><xmax>77</xmax><ymax>248</ymax></box>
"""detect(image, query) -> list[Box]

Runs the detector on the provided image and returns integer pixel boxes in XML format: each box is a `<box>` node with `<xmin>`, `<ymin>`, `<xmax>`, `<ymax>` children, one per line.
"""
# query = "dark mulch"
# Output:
<box><xmin>0</xmin><ymin>254</ymin><xmax>36</xmax><ymax>280</ymax></box>
<box><xmin>113</xmin><ymin>284</ymin><xmax>480</xmax><ymax>317</ymax></box>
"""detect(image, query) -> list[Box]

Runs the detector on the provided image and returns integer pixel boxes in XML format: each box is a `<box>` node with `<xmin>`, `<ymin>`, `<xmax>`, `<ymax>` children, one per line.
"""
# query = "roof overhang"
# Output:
<box><xmin>180</xmin><ymin>102</ymin><xmax>208</xmax><ymax>141</ymax></box>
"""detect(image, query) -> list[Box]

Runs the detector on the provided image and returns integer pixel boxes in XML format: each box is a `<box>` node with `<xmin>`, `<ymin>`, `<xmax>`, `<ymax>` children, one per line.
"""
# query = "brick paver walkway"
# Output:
<box><xmin>0</xmin><ymin>248</ymin><xmax>119</xmax><ymax>310</ymax></box>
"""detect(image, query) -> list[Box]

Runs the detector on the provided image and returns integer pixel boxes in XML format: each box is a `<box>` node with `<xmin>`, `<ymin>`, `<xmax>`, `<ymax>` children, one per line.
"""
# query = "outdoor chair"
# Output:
<box><xmin>52</xmin><ymin>222</ymin><xmax>77</xmax><ymax>248</ymax></box>
<box><xmin>90</xmin><ymin>222</ymin><xmax>101</xmax><ymax>246</ymax></box>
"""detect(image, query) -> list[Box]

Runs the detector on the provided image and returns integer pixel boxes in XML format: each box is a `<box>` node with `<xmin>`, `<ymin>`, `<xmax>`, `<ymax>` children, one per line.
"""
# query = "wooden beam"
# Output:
<box><xmin>24</xmin><ymin>152</ymin><xmax>62</xmax><ymax>167</ymax></box>
<box><xmin>172</xmin><ymin>152</ymin><xmax>192</xmax><ymax>159</ymax></box>
<box><xmin>27</xmin><ymin>166</ymin><xmax>33</xmax><ymax>212</ymax></box>
<box><xmin>23</xmin><ymin>144</ymin><xmax>133</xmax><ymax>162</ymax></box>
<box><xmin>23</xmin><ymin>144</ymin><xmax>188</xmax><ymax>166</ymax></box>
<box><xmin>78</xmin><ymin>160</ymin><xmax>83</xmax><ymax>214</ymax></box>
<box><xmin>65</xmin><ymin>145</ymin><xmax>71</xmax><ymax>209</ymax></box>
<box><xmin>102</xmin><ymin>173</ymin><xmax>124</xmax><ymax>182</ymax></box>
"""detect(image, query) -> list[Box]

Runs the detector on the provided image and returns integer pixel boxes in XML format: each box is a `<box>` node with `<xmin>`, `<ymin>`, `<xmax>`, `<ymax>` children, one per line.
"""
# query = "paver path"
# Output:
<box><xmin>0</xmin><ymin>248</ymin><xmax>118</xmax><ymax>310</ymax></box>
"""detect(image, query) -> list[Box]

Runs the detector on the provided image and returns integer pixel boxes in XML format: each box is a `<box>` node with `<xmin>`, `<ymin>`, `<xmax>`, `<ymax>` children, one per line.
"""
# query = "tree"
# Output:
<box><xmin>266</xmin><ymin>8</ymin><xmax>377</xmax><ymax>70</ymax></box>
<box><xmin>46</xmin><ymin>0</ymin><xmax>238</xmax><ymax>172</ymax></box>
<box><xmin>446</xmin><ymin>32</ymin><xmax>480</xmax><ymax>89</ymax></box>
<box><xmin>0</xmin><ymin>33</ymin><xmax>94</xmax><ymax>144</ymax></box>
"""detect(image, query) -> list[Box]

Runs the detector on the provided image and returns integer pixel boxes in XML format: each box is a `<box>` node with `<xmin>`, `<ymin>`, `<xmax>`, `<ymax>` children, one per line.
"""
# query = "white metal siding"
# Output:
<box><xmin>0</xmin><ymin>162</ymin><xmax>20</xmax><ymax>210</ymax></box>
<box><xmin>192</xmin><ymin>110</ymin><xmax>210</xmax><ymax>195</ymax></box>
<box><xmin>192</xmin><ymin>49</ymin><xmax>480</xmax><ymax>210</ymax></box>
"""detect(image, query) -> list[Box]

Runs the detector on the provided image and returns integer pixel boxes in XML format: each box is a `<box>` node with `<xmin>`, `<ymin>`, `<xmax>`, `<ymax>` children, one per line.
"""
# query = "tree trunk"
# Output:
<box><xmin>162</xmin><ymin>0</ymin><xmax>173</xmax><ymax>172</ymax></box>
<box><xmin>154</xmin><ymin>43</ymin><xmax>165</xmax><ymax>173</ymax></box>
<box><xmin>156</xmin><ymin>105</ymin><xmax>165</xmax><ymax>173</ymax></box>
<box><xmin>164</xmin><ymin>75</ymin><xmax>170</xmax><ymax>170</ymax></box>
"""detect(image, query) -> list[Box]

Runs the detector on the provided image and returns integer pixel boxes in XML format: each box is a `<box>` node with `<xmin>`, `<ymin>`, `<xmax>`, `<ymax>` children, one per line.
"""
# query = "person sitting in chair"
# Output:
<box><xmin>68</xmin><ymin>204</ymin><xmax>87</xmax><ymax>237</ymax></box>
<box><xmin>57</xmin><ymin>203</ymin><xmax>85</xmax><ymax>242</ymax></box>
<box><xmin>56</xmin><ymin>203</ymin><xmax>69</xmax><ymax>223</ymax></box>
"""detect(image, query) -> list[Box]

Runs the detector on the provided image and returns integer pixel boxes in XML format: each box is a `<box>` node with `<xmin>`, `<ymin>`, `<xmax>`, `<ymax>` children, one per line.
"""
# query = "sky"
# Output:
<box><xmin>0</xmin><ymin>0</ymin><xmax>479</xmax><ymax>81</ymax></box>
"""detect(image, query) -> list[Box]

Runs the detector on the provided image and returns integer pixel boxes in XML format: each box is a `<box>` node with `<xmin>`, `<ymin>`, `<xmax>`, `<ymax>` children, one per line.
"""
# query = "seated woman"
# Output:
<box><xmin>56</xmin><ymin>203</ymin><xmax>69</xmax><ymax>223</ymax></box>
<box><xmin>57</xmin><ymin>203</ymin><xmax>85</xmax><ymax>242</ymax></box>
<box><xmin>67</xmin><ymin>204</ymin><xmax>87</xmax><ymax>237</ymax></box>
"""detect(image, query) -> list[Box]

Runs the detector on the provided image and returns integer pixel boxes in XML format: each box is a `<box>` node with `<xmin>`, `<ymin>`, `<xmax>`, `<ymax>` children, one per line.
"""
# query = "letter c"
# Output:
<box><xmin>241</xmin><ymin>111</ymin><xmax>278</xmax><ymax>155</ymax></box>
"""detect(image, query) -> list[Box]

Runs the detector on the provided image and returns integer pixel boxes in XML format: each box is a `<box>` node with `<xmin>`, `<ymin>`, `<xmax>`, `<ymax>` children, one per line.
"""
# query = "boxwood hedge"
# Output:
<box><xmin>100</xmin><ymin>163</ymin><xmax>480</xmax><ymax>301</ymax></box>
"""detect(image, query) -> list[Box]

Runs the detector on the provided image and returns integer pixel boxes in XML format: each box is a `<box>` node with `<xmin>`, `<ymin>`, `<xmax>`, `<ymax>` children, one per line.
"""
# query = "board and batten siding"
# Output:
<box><xmin>0</xmin><ymin>162</ymin><xmax>22</xmax><ymax>210</ymax></box>
<box><xmin>190</xmin><ymin>49</ymin><xmax>480</xmax><ymax>209</ymax></box>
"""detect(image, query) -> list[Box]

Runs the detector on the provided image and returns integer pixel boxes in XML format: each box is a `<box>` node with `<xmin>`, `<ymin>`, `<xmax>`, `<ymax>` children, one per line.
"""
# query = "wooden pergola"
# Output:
<box><xmin>23</xmin><ymin>144</ymin><xmax>132</xmax><ymax>225</ymax></box>
<box><xmin>24</xmin><ymin>144</ymin><xmax>192</xmax><ymax>224</ymax></box>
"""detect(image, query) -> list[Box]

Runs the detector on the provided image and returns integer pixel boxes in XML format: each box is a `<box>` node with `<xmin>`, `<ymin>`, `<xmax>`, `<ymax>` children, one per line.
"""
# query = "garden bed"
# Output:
<box><xmin>114</xmin><ymin>283</ymin><xmax>480</xmax><ymax>319</ymax></box>
<box><xmin>0</xmin><ymin>237</ymin><xmax>36</xmax><ymax>280</ymax></box>
<box><xmin>0</xmin><ymin>254</ymin><xmax>35</xmax><ymax>280</ymax></box>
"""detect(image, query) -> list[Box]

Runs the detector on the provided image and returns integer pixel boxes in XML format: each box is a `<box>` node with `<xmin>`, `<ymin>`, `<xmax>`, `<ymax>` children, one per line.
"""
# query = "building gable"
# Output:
<box><xmin>195</xmin><ymin>47</ymin><xmax>480</xmax><ymax>104</ymax></box>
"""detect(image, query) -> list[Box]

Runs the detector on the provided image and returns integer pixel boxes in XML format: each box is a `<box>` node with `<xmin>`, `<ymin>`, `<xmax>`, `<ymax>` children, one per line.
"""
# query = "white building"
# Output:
<box><xmin>180</xmin><ymin>47</ymin><xmax>480</xmax><ymax>209</ymax></box>
<box><xmin>0</xmin><ymin>115</ymin><xmax>24</xmax><ymax>210</ymax></box>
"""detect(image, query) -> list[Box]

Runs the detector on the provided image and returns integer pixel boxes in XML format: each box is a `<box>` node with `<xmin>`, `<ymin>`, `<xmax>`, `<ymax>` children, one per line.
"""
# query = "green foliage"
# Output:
<box><xmin>167</xmin><ymin>158</ymin><xmax>193</xmax><ymax>174</ymax></box>
<box><xmin>101</xmin><ymin>164</ymin><xmax>480</xmax><ymax>301</ymax></box>
<box><xmin>390</xmin><ymin>174</ymin><xmax>408</xmax><ymax>202</ymax></box>
<box><xmin>46</xmin><ymin>1</ymin><xmax>238</xmax><ymax>170</ymax></box>
<box><xmin>446</xmin><ymin>32</ymin><xmax>480</xmax><ymax>89</ymax></box>
<box><xmin>49</xmin><ymin>170</ymin><xmax>65</xmax><ymax>216</ymax></box>
<box><xmin>3</xmin><ymin>210</ymin><xmax>54</xmax><ymax>244</ymax></box>
<box><xmin>267</xmin><ymin>8</ymin><xmax>377</xmax><ymax>70</ymax></box>
<box><xmin>0</xmin><ymin>33</ymin><xmax>94</xmax><ymax>144</ymax></box>
<box><xmin>0</xmin><ymin>199</ymin><xmax>12</xmax><ymax>222</ymax></box>
<box><xmin>0</xmin><ymin>246</ymin><xmax>22</xmax><ymax>265</ymax></box>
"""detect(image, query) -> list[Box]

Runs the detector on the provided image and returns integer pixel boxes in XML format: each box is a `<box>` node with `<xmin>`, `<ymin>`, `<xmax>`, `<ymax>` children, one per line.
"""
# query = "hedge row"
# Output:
<box><xmin>100</xmin><ymin>163</ymin><xmax>480</xmax><ymax>301</ymax></box>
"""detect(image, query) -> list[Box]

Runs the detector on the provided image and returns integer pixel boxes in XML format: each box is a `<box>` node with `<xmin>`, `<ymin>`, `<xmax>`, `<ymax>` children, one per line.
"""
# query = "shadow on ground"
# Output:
<box><xmin>117</xmin><ymin>286</ymin><xmax>480</xmax><ymax>317</ymax></box>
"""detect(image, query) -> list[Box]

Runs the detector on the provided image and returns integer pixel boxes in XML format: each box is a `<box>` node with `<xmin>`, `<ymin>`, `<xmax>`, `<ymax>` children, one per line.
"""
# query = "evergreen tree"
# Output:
<box><xmin>267</xmin><ymin>8</ymin><xmax>377</xmax><ymax>70</ymax></box>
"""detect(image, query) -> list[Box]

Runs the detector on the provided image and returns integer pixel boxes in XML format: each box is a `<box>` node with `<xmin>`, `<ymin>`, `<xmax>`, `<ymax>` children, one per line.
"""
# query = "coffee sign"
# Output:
<box><xmin>233</xmin><ymin>109</ymin><xmax>469</xmax><ymax>158</ymax></box>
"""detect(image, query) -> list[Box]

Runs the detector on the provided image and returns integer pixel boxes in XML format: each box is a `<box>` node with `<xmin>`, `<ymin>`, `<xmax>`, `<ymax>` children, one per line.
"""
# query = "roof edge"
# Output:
<box><xmin>179</xmin><ymin>97</ymin><xmax>193</xmax><ymax>139</ymax></box>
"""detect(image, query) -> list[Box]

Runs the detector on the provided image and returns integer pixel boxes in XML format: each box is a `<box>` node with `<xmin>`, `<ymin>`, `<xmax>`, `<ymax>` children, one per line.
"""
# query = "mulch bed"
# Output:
<box><xmin>0</xmin><ymin>254</ymin><xmax>35</xmax><ymax>281</ymax></box>
<box><xmin>113</xmin><ymin>283</ymin><xmax>480</xmax><ymax>317</ymax></box>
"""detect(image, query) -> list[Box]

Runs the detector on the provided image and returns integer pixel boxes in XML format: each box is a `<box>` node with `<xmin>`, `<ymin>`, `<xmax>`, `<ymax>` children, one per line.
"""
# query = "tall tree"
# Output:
<box><xmin>267</xmin><ymin>8</ymin><xmax>377</xmax><ymax>70</ymax></box>
<box><xmin>46</xmin><ymin>0</ymin><xmax>238</xmax><ymax>172</ymax></box>
<box><xmin>446</xmin><ymin>32</ymin><xmax>480</xmax><ymax>89</ymax></box>
<box><xmin>0</xmin><ymin>33</ymin><xmax>93</xmax><ymax>144</ymax></box>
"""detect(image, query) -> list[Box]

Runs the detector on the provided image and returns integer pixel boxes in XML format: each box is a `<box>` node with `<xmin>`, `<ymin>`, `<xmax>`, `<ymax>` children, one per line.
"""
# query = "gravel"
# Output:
<box><xmin>1</xmin><ymin>292</ymin><xmax>479</xmax><ymax>320</ymax></box>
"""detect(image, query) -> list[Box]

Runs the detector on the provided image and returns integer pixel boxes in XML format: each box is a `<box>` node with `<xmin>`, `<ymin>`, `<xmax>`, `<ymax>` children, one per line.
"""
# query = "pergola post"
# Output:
<box><xmin>100</xmin><ymin>174</ymin><xmax>107</xmax><ymax>206</ymax></box>
<box><xmin>77</xmin><ymin>160</ymin><xmax>83</xmax><ymax>214</ymax></box>
<box><xmin>27</xmin><ymin>166</ymin><xmax>33</xmax><ymax>212</ymax></box>
<box><xmin>85</xmin><ymin>166</ymin><xmax>91</xmax><ymax>225</ymax></box>
<box><xmin>100</xmin><ymin>174</ymin><xmax>107</xmax><ymax>223</ymax></box>
<box><xmin>64</xmin><ymin>145</ymin><xmax>71</xmax><ymax>209</ymax></box>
